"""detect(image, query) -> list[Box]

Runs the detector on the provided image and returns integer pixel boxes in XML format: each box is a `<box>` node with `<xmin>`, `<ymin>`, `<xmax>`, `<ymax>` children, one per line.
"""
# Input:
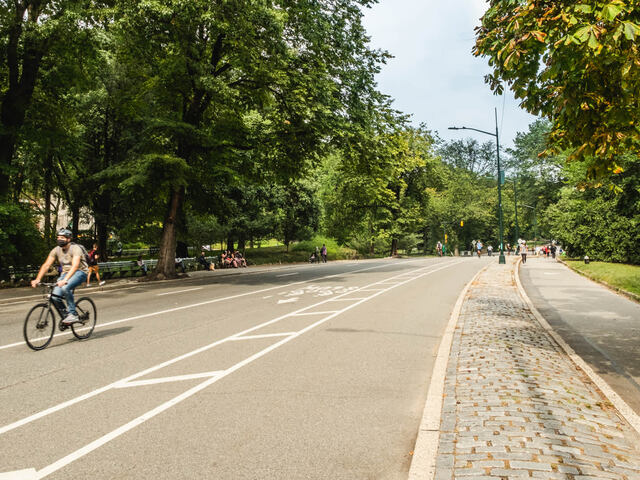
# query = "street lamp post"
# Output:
<box><xmin>514</xmin><ymin>174</ymin><xmax>520</xmax><ymax>244</ymax></box>
<box><xmin>449</xmin><ymin>108</ymin><xmax>506</xmax><ymax>265</ymax></box>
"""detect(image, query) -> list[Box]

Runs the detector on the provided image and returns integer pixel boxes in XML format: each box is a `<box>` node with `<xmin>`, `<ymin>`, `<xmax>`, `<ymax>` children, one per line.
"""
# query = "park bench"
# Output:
<box><xmin>2</xmin><ymin>255</ymin><xmax>220</xmax><ymax>285</ymax></box>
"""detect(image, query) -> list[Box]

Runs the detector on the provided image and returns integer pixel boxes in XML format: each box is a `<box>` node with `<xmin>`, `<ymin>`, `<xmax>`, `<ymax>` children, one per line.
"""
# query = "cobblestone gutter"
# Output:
<box><xmin>434</xmin><ymin>260</ymin><xmax>640</xmax><ymax>480</ymax></box>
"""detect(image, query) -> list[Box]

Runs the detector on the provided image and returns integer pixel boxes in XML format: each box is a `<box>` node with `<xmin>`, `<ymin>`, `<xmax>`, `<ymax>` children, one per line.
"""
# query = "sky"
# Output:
<box><xmin>361</xmin><ymin>0</ymin><xmax>539</xmax><ymax>148</ymax></box>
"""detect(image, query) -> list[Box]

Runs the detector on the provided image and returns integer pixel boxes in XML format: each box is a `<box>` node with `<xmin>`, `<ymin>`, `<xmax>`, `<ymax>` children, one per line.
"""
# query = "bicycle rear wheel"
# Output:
<box><xmin>71</xmin><ymin>297</ymin><xmax>97</xmax><ymax>340</ymax></box>
<box><xmin>24</xmin><ymin>304</ymin><xmax>56</xmax><ymax>351</ymax></box>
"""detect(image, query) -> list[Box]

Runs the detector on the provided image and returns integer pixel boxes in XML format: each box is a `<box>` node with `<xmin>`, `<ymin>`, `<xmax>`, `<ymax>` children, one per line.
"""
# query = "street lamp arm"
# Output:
<box><xmin>448</xmin><ymin>126</ymin><xmax>496</xmax><ymax>138</ymax></box>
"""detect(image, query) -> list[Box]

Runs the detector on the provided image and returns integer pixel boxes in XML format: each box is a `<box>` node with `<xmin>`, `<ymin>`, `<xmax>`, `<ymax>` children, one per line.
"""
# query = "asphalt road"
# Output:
<box><xmin>519</xmin><ymin>257</ymin><xmax>640</xmax><ymax>417</ymax></box>
<box><xmin>0</xmin><ymin>257</ymin><xmax>485</xmax><ymax>479</ymax></box>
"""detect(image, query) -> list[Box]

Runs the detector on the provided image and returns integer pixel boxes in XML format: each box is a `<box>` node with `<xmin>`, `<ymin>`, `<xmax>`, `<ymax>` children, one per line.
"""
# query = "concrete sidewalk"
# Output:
<box><xmin>520</xmin><ymin>257</ymin><xmax>640</xmax><ymax>418</ymax></box>
<box><xmin>424</xmin><ymin>258</ymin><xmax>640</xmax><ymax>479</ymax></box>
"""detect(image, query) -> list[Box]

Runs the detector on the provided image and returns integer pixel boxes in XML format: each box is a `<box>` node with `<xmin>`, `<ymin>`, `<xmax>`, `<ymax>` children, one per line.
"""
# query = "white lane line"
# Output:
<box><xmin>114</xmin><ymin>371</ymin><xmax>224</xmax><ymax>389</ymax></box>
<box><xmin>292</xmin><ymin>311</ymin><xmax>339</xmax><ymax>316</ymax></box>
<box><xmin>0</xmin><ymin>300</ymin><xmax>29</xmax><ymax>306</ymax></box>
<box><xmin>156</xmin><ymin>287</ymin><xmax>203</xmax><ymax>296</ymax></box>
<box><xmin>0</xmin><ymin>261</ymin><xmax>450</xmax><ymax>435</ymax></box>
<box><xmin>0</xmin><ymin>468</ymin><xmax>37</xmax><ymax>479</ymax></box>
<box><xmin>33</xmin><ymin>259</ymin><xmax>464</xmax><ymax>478</ymax></box>
<box><xmin>0</xmin><ymin>261</ymin><xmax>415</xmax><ymax>352</ymax></box>
<box><xmin>230</xmin><ymin>332</ymin><xmax>297</xmax><ymax>341</ymax></box>
<box><xmin>276</xmin><ymin>273</ymin><xmax>298</xmax><ymax>277</ymax></box>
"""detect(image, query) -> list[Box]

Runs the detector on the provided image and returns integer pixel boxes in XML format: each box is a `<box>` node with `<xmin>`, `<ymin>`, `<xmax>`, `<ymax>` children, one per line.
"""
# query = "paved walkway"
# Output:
<box><xmin>434</xmin><ymin>259</ymin><xmax>640</xmax><ymax>479</ymax></box>
<box><xmin>520</xmin><ymin>257</ymin><xmax>640</xmax><ymax>417</ymax></box>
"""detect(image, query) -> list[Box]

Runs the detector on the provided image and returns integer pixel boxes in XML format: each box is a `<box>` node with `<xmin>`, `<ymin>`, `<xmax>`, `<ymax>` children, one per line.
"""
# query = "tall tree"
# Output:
<box><xmin>0</xmin><ymin>0</ymin><xmax>98</xmax><ymax>199</ymax></box>
<box><xmin>116</xmin><ymin>0</ymin><xmax>390</xmax><ymax>278</ymax></box>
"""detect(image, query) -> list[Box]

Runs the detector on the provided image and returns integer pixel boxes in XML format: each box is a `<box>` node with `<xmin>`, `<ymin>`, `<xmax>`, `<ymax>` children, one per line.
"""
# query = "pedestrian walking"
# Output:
<box><xmin>487</xmin><ymin>245</ymin><xmax>493</xmax><ymax>257</ymax></box>
<box><xmin>321</xmin><ymin>244</ymin><xmax>327</xmax><ymax>263</ymax></box>
<box><xmin>86</xmin><ymin>243</ymin><xmax>106</xmax><ymax>287</ymax></box>
<box><xmin>476</xmin><ymin>240</ymin><xmax>483</xmax><ymax>258</ymax></box>
<box><xmin>315</xmin><ymin>246</ymin><xmax>320</xmax><ymax>264</ymax></box>
<box><xmin>521</xmin><ymin>242</ymin><xmax>528</xmax><ymax>264</ymax></box>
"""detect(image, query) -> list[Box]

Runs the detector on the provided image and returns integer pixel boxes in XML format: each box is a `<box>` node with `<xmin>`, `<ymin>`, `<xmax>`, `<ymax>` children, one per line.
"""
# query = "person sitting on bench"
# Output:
<box><xmin>198</xmin><ymin>251</ymin><xmax>213</xmax><ymax>270</ymax></box>
<box><xmin>136</xmin><ymin>255</ymin><xmax>148</xmax><ymax>275</ymax></box>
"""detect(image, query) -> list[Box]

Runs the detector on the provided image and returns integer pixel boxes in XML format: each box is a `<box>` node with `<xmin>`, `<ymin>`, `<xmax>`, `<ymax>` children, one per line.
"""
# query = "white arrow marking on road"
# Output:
<box><xmin>0</xmin><ymin>469</ymin><xmax>37</xmax><ymax>479</ymax></box>
<box><xmin>278</xmin><ymin>297</ymin><xmax>299</xmax><ymax>304</ymax></box>
<box><xmin>276</xmin><ymin>272</ymin><xmax>299</xmax><ymax>277</ymax></box>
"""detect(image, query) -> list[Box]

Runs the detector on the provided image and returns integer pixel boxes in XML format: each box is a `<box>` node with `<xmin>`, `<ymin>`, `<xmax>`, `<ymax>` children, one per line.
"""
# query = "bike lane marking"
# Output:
<box><xmin>1</xmin><ymin>260</ymin><xmax>424</xmax><ymax>351</ymax></box>
<box><xmin>28</xmin><ymin>260</ymin><xmax>464</xmax><ymax>479</ymax></box>
<box><xmin>0</xmin><ymin>259</ymin><xmax>448</xmax><ymax>435</ymax></box>
<box><xmin>156</xmin><ymin>287</ymin><xmax>203</xmax><ymax>296</ymax></box>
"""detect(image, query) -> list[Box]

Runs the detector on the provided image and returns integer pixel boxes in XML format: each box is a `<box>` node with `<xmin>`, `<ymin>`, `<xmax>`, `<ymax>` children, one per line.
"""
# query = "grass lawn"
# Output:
<box><xmin>565</xmin><ymin>260</ymin><xmax>640</xmax><ymax>298</ymax></box>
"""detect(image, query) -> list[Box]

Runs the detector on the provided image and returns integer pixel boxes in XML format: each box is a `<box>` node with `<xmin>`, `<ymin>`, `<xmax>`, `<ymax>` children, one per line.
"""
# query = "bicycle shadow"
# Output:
<box><xmin>48</xmin><ymin>326</ymin><xmax>132</xmax><ymax>350</ymax></box>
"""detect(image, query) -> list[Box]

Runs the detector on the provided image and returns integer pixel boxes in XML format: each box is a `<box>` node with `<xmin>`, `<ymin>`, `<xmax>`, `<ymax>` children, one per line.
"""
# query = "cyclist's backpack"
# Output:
<box><xmin>72</xmin><ymin>243</ymin><xmax>93</xmax><ymax>266</ymax></box>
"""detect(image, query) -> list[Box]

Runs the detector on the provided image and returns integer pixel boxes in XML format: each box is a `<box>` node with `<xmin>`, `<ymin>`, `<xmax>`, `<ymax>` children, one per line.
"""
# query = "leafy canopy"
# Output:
<box><xmin>475</xmin><ymin>1</ymin><xmax>640</xmax><ymax>177</ymax></box>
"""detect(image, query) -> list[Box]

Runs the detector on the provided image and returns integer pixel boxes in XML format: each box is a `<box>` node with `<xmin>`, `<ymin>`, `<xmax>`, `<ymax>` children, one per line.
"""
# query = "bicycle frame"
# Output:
<box><xmin>41</xmin><ymin>282</ymin><xmax>73</xmax><ymax>330</ymax></box>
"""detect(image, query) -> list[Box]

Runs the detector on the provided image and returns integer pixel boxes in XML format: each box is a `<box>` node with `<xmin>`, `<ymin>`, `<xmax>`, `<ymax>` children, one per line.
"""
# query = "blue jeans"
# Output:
<box><xmin>52</xmin><ymin>271</ymin><xmax>88</xmax><ymax>316</ymax></box>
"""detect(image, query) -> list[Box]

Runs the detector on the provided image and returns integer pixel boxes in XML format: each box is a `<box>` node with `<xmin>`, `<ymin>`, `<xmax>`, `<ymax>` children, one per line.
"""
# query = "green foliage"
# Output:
<box><xmin>0</xmin><ymin>202</ymin><xmax>47</xmax><ymax>276</ymax></box>
<box><xmin>475</xmin><ymin>1</ymin><xmax>640</xmax><ymax>177</ymax></box>
<box><xmin>546</xmin><ymin>189</ymin><xmax>639</xmax><ymax>264</ymax></box>
<box><xmin>290</xmin><ymin>235</ymin><xmax>354</xmax><ymax>259</ymax></box>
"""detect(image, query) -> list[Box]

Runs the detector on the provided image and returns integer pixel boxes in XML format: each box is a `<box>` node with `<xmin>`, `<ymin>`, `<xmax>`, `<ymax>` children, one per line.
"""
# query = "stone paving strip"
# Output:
<box><xmin>434</xmin><ymin>259</ymin><xmax>640</xmax><ymax>480</ymax></box>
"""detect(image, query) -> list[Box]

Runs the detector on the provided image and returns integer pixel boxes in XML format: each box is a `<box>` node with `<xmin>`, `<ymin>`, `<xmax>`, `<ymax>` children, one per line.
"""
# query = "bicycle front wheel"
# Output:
<box><xmin>71</xmin><ymin>297</ymin><xmax>97</xmax><ymax>340</ymax></box>
<box><xmin>24</xmin><ymin>304</ymin><xmax>56</xmax><ymax>351</ymax></box>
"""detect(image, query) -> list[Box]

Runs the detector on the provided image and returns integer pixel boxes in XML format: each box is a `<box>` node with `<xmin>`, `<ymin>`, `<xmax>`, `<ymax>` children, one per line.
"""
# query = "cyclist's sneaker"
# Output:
<box><xmin>99</xmin><ymin>281</ymin><xmax>106</xmax><ymax>286</ymax></box>
<box><xmin>62</xmin><ymin>313</ymin><xmax>80</xmax><ymax>325</ymax></box>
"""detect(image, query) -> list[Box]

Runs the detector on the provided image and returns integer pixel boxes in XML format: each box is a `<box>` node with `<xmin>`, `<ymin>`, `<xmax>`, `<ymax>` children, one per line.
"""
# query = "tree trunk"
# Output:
<box><xmin>0</xmin><ymin>133</ymin><xmax>16</xmax><ymax>199</ymax></box>
<box><xmin>154</xmin><ymin>186</ymin><xmax>185</xmax><ymax>278</ymax></box>
<box><xmin>423</xmin><ymin>228</ymin><xmax>429</xmax><ymax>254</ymax></box>
<box><xmin>71</xmin><ymin>202</ymin><xmax>80</xmax><ymax>241</ymax></box>
<box><xmin>390</xmin><ymin>238</ymin><xmax>398</xmax><ymax>257</ymax></box>
<box><xmin>226</xmin><ymin>235</ymin><xmax>234</xmax><ymax>252</ymax></box>
<box><xmin>43</xmin><ymin>158</ymin><xmax>52</xmax><ymax>247</ymax></box>
<box><xmin>97</xmin><ymin>220</ymin><xmax>109</xmax><ymax>262</ymax></box>
<box><xmin>237</xmin><ymin>235</ymin><xmax>246</xmax><ymax>252</ymax></box>
<box><xmin>0</xmin><ymin>10</ymin><xmax>45</xmax><ymax>199</ymax></box>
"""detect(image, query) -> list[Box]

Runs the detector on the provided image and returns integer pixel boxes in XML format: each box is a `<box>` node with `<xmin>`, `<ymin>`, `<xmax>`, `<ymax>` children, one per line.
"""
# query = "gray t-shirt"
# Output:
<box><xmin>49</xmin><ymin>244</ymin><xmax>89</xmax><ymax>274</ymax></box>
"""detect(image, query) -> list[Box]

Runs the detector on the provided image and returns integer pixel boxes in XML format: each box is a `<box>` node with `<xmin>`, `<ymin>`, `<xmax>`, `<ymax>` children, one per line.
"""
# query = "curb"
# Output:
<box><xmin>515</xmin><ymin>258</ymin><xmax>640</xmax><ymax>437</ymax></box>
<box><xmin>408</xmin><ymin>264</ymin><xmax>488</xmax><ymax>480</ymax></box>
<box><xmin>557</xmin><ymin>257</ymin><xmax>640</xmax><ymax>304</ymax></box>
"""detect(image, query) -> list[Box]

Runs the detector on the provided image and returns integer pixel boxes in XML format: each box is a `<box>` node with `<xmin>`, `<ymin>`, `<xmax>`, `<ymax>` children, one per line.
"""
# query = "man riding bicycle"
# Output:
<box><xmin>30</xmin><ymin>228</ymin><xmax>89</xmax><ymax>325</ymax></box>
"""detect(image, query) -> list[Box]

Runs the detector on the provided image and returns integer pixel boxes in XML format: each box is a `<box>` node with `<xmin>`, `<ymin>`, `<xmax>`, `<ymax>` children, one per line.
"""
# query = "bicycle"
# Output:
<box><xmin>23</xmin><ymin>282</ymin><xmax>97</xmax><ymax>351</ymax></box>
